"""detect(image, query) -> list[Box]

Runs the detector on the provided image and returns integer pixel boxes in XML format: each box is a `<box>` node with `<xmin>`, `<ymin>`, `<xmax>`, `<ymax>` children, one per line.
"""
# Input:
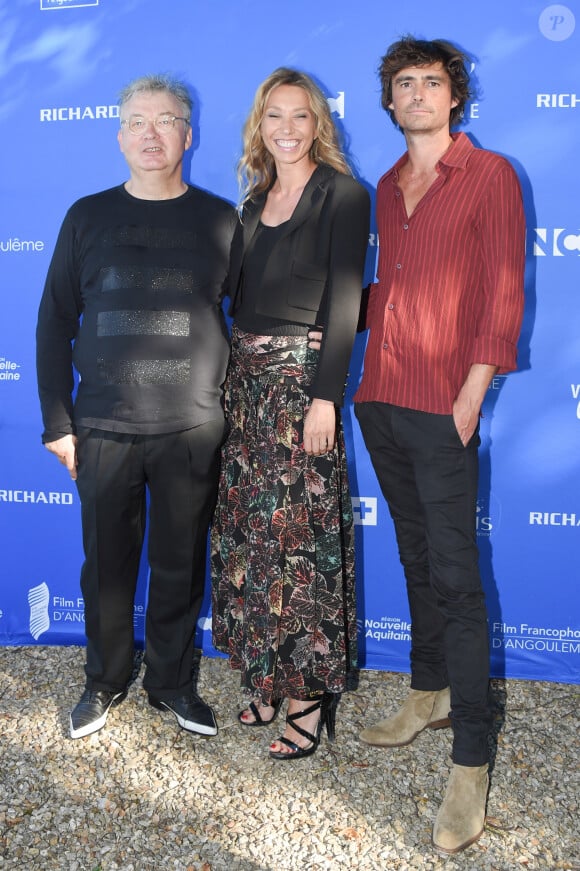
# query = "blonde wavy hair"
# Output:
<box><xmin>238</xmin><ymin>68</ymin><xmax>351</xmax><ymax>205</ymax></box>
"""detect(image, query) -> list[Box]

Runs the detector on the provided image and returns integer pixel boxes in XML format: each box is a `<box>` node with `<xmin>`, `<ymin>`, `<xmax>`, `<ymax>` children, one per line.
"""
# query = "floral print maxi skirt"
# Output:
<box><xmin>211</xmin><ymin>326</ymin><xmax>357</xmax><ymax>703</ymax></box>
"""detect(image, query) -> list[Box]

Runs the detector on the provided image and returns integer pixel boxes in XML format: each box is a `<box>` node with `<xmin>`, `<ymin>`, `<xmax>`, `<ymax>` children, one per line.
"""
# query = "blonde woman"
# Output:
<box><xmin>211</xmin><ymin>68</ymin><xmax>370</xmax><ymax>760</ymax></box>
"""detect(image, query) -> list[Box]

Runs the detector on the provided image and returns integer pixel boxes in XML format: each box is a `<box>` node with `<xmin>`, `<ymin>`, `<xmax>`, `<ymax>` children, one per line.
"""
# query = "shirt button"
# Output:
<box><xmin>396</xmin><ymin>263</ymin><xmax>401</xmax><ymax>269</ymax></box>
<box><xmin>383</xmin><ymin>343</ymin><xmax>389</xmax><ymax>350</ymax></box>
<box><xmin>388</xmin><ymin>303</ymin><xmax>394</xmax><ymax>310</ymax></box>
<box><xmin>403</xmin><ymin>223</ymin><xmax>409</xmax><ymax>230</ymax></box>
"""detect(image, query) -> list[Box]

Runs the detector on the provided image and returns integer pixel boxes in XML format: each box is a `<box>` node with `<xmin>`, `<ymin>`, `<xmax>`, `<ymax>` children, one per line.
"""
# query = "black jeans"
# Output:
<box><xmin>75</xmin><ymin>420</ymin><xmax>227</xmax><ymax>700</ymax></box>
<box><xmin>355</xmin><ymin>402</ymin><xmax>491</xmax><ymax>766</ymax></box>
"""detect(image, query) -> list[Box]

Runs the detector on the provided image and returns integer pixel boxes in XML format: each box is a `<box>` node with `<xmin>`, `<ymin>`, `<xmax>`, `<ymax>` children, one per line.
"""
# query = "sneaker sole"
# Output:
<box><xmin>69</xmin><ymin>691</ymin><xmax>126</xmax><ymax>739</ymax></box>
<box><xmin>149</xmin><ymin>697</ymin><xmax>218</xmax><ymax>736</ymax></box>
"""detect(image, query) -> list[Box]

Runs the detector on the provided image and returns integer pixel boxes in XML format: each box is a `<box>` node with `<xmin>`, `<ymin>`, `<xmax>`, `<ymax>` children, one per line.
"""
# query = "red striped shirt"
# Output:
<box><xmin>354</xmin><ymin>132</ymin><xmax>525</xmax><ymax>414</ymax></box>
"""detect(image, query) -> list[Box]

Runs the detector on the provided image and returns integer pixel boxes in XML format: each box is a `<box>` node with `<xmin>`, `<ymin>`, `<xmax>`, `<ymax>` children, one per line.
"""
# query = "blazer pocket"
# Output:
<box><xmin>288</xmin><ymin>260</ymin><xmax>326</xmax><ymax>311</ymax></box>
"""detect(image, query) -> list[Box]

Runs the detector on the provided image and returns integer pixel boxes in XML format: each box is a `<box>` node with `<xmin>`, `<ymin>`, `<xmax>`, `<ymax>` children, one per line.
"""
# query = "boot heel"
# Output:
<box><xmin>428</xmin><ymin>717</ymin><xmax>452</xmax><ymax>730</ymax></box>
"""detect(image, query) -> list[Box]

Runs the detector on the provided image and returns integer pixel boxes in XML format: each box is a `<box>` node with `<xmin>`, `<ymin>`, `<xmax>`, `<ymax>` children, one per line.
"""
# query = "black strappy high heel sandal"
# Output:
<box><xmin>269</xmin><ymin>692</ymin><xmax>336</xmax><ymax>760</ymax></box>
<box><xmin>237</xmin><ymin>698</ymin><xmax>282</xmax><ymax>727</ymax></box>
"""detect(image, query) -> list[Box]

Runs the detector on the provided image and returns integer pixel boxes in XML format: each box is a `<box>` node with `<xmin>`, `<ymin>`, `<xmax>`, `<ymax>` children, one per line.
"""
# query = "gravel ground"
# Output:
<box><xmin>0</xmin><ymin>646</ymin><xmax>578</xmax><ymax>871</ymax></box>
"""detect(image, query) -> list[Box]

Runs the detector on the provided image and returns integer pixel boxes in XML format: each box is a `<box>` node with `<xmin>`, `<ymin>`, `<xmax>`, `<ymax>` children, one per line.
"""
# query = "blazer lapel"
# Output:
<box><xmin>241</xmin><ymin>163</ymin><xmax>332</xmax><ymax>251</ymax></box>
<box><xmin>228</xmin><ymin>164</ymin><xmax>334</xmax><ymax>312</ymax></box>
<box><xmin>228</xmin><ymin>194</ymin><xmax>265</xmax><ymax>308</ymax></box>
<box><xmin>275</xmin><ymin>163</ymin><xmax>332</xmax><ymax>245</ymax></box>
<box><xmin>241</xmin><ymin>193</ymin><xmax>266</xmax><ymax>249</ymax></box>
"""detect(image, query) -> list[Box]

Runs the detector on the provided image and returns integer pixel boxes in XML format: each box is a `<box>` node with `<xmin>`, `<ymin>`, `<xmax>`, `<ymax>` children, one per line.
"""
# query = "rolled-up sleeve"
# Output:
<box><xmin>472</xmin><ymin>163</ymin><xmax>526</xmax><ymax>374</ymax></box>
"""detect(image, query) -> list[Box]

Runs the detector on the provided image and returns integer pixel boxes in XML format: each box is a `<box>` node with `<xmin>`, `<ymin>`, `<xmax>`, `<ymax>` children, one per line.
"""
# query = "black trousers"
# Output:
<box><xmin>355</xmin><ymin>402</ymin><xmax>491</xmax><ymax>766</ymax></box>
<box><xmin>75</xmin><ymin>420</ymin><xmax>227</xmax><ymax>700</ymax></box>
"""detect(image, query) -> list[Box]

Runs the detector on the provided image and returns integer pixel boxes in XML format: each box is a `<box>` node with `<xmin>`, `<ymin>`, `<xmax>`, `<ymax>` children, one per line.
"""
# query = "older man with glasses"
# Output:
<box><xmin>36</xmin><ymin>74</ymin><xmax>236</xmax><ymax>740</ymax></box>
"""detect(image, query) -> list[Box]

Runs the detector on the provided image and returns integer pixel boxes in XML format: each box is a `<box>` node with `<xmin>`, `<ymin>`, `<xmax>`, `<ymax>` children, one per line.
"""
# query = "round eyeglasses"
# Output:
<box><xmin>121</xmin><ymin>114</ymin><xmax>190</xmax><ymax>135</ymax></box>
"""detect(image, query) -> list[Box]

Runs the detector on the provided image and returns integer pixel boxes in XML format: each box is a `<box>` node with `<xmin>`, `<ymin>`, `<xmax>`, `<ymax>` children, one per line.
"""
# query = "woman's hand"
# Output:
<box><xmin>307</xmin><ymin>328</ymin><xmax>323</xmax><ymax>351</ymax></box>
<box><xmin>303</xmin><ymin>398</ymin><xmax>336</xmax><ymax>455</ymax></box>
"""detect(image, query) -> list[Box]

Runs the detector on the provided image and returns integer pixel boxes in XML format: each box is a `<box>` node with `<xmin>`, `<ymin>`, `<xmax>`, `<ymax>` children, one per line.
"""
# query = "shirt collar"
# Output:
<box><xmin>385</xmin><ymin>130</ymin><xmax>474</xmax><ymax>182</ymax></box>
<box><xmin>439</xmin><ymin>131</ymin><xmax>473</xmax><ymax>169</ymax></box>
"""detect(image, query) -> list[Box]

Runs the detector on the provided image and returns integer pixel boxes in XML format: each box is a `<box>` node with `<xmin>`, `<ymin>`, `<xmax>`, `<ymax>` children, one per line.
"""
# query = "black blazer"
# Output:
<box><xmin>228</xmin><ymin>164</ymin><xmax>370</xmax><ymax>406</ymax></box>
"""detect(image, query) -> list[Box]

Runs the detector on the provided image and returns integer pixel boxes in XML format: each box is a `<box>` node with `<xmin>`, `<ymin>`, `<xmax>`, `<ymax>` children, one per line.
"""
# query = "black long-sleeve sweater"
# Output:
<box><xmin>36</xmin><ymin>184</ymin><xmax>236</xmax><ymax>442</ymax></box>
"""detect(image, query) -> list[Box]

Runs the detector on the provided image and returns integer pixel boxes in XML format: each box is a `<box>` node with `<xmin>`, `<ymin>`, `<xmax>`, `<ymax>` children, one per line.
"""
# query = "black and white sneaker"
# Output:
<box><xmin>148</xmin><ymin>692</ymin><xmax>218</xmax><ymax>736</ymax></box>
<box><xmin>70</xmin><ymin>689</ymin><xmax>126</xmax><ymax>739</ymax></box>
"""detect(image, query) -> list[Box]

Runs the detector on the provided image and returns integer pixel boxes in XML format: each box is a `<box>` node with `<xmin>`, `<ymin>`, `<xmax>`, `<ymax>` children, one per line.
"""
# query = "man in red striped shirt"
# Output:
<box><xmin>354</xmin><ymin>38</ymin><xmax>525</xmax><ymax>855</ymax></box>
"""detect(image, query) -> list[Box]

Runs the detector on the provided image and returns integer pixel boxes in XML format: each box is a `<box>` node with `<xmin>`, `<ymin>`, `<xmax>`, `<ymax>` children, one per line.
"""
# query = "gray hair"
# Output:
<box><xmin>118</xmin><ymin>74</ymin><xmax>193</xmax><ymax>121</ymax></box>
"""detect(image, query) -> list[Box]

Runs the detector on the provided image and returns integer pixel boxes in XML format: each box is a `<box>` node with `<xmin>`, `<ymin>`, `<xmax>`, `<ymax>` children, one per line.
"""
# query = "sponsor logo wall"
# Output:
<box><xmin>1</xmin><ymin>1</ymin><xmax>578</xmax><ymax>684</ymax></box>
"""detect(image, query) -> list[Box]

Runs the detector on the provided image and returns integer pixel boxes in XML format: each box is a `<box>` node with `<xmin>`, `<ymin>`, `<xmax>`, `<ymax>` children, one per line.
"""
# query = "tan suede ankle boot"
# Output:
<box><xmin>359</xmin><ymin>687</ymin><xmax>451</xmax><ymax>747</ymax></box>
<box><xmin>432</xmin><ymin>763</ymin><xmax>489</xmax><ymax>854</ymax></box>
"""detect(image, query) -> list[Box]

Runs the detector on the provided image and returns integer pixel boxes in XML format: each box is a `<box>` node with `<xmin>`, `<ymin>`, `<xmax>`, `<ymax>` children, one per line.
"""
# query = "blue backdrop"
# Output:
<box><xmin>1</xmin><ymin>0</ymin><xmax>578</xmax><ymax>685</ymax></box>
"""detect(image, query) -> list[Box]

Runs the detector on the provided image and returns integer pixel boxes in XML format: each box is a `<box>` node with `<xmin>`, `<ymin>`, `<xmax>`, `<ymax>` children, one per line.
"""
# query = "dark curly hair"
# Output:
<box><xmin>378</xmin><ymin>36</ymin><xmax>472</xmax><ymax>129</ymax></box>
